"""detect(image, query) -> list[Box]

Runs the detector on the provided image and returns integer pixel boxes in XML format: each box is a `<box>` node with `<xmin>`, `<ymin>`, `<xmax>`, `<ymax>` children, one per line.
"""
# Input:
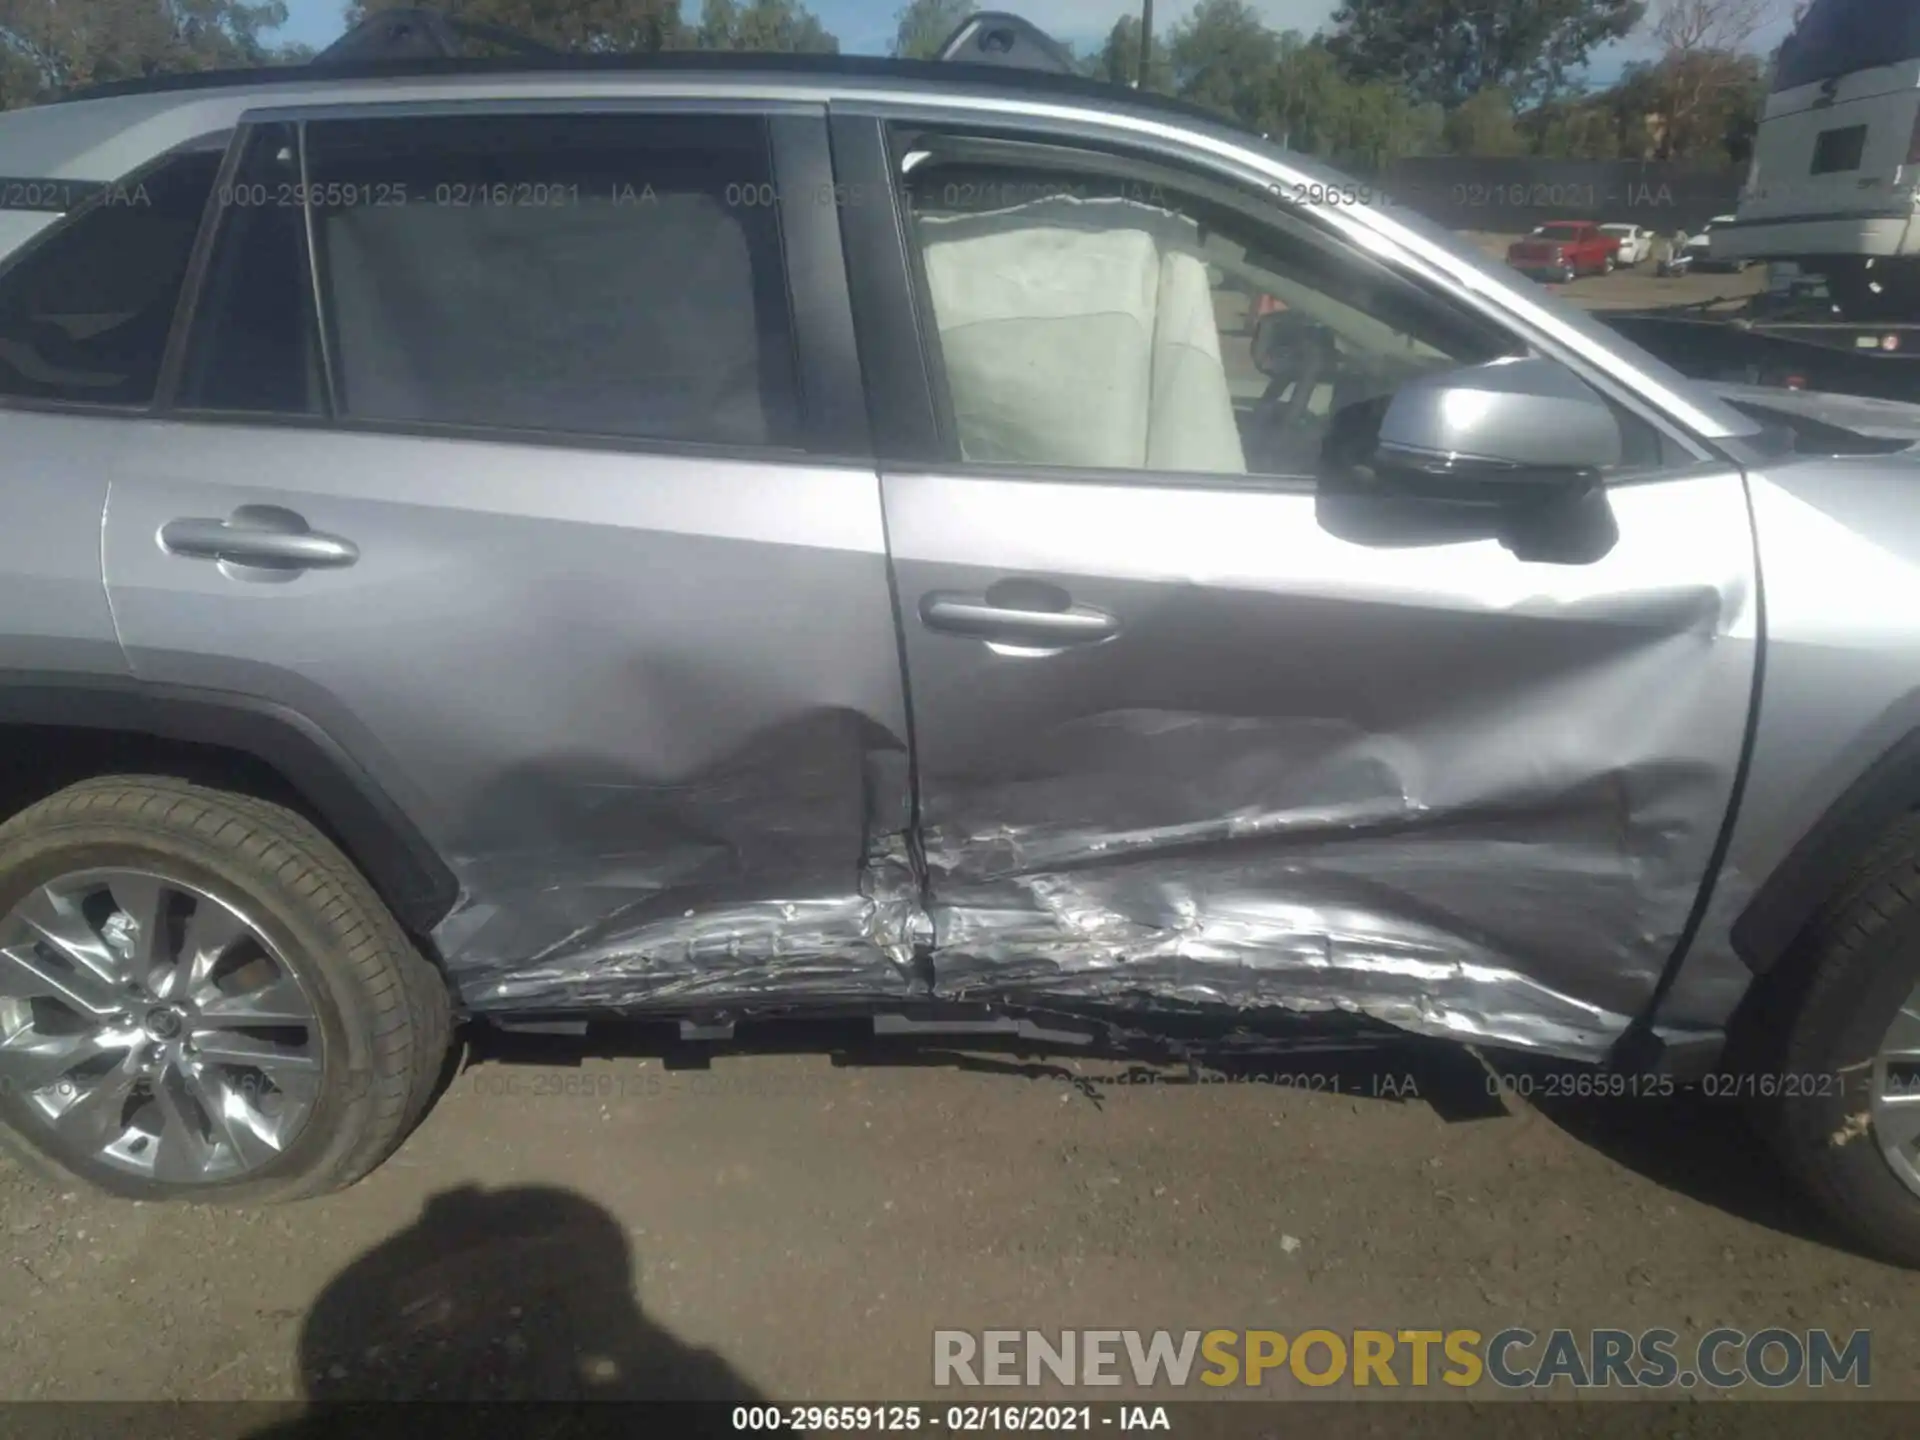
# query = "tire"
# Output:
<box><xmin>1604</xmin><ymin>255</ymin><xmax>1616</xmax><ymax>274</ymax></box>
<box><xmin>1739</xmin><ymin>813</ymin><xmax>1920</xmax><ymax>1267</ymax></box>
<box><xmin>0</xmin><ymin>776</ymin><xmax>452</xmax><ymax>1204</ymax></box>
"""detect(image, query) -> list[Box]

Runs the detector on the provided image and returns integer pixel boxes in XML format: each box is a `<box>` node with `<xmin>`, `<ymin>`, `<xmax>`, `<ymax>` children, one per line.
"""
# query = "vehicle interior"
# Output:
<box><xmin>905</xmin><ymin>159</ymin><xmax>1512</xmax><ymax>480</ymax></box>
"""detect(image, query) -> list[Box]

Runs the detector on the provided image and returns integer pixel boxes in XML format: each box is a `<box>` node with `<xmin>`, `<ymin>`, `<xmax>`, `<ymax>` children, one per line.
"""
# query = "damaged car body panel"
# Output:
<box><xmin>883</xmin><ymin>472</ymin><xmax>1759</xmax><ymax>1062</ymax></box>
<box><xmin>105</xmin><ymin>428</ymin><xmax>922</xmax><ymax>1014</ymax></box>
<box><xmin>1652</xmin><ymin>449</ymin><xmax>1920</xmax><ymax>1037</ymax></box>
<box><xmin>857</xmin><ymin>110</ymin><xmax>1760</xmax><ymax>1063</ymax></box>
<box><xmin>96</xmin><ymin>102</ymin><xmax>932</xmax><ymax>1016</ymax></box>
<box><xmin>68</xmin><ymin>79</ymin><xmax>1760</xmax><ymax>1063</ymax></box>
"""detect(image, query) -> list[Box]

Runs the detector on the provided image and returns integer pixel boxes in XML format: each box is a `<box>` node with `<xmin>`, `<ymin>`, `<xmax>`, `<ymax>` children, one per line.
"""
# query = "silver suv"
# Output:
<box><xmin>4</xmin><ymin>49</ymin><xmax>1920</xmax><ymax>1267</ymax></box>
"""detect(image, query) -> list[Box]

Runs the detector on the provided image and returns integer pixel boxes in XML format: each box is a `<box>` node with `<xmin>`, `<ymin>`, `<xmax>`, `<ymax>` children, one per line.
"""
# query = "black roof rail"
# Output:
<box><xmin>935</xmin><ymin>12</ymin><xmax>1078</xmax><ymax>75</ymax></box>
<box><xmin>48</xmin><ymin>16</ymin><xmax>1256</xmax><ymax>143</ymax></box>
<box><xmin>311</xmin><ymin>7</ymin><xmax>558</xmax><ymax>64</ymax></box>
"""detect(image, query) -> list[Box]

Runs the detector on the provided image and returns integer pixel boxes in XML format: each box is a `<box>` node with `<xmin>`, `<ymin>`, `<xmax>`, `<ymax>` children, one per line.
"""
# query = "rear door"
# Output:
<box><xmin>101</xmin><ymin>104</ymin><xmax>917</xmax><ymax>1012</ymax></box>
<box><xmin>0</xmin><ymin>131</ymin><xmax>232</xmax><ymax>686</ymax></box>
<box><xmin>835</xmin><ymin>107</ymin><xmax>1759</xmax><ymax>1060</ymax></box>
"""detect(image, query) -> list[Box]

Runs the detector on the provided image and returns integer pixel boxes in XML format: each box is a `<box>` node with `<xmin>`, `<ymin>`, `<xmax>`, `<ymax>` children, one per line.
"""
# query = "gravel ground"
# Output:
<box><xmin>0</xmin><ymin>1030</ymin><xmax>1913</xmax><ymax>1405</ymax></box>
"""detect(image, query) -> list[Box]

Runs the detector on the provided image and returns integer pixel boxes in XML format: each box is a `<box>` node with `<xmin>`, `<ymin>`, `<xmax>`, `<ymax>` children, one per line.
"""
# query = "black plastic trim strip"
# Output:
<box><xmin>825</xmin><ymin>112</ymin><xmax>944</xmax><ymax>465</ymax></box>
<box><xmin>152</xmin><ymin>129</ymin><xmax>249</xmax><ymax>412</ymax></box>
<box><xmin>0</xmin><ymin>673</ymin><xmax>459</xmax><ymax>937</ymax></box>
<box><xmin>1732</xmin><ymin>727</ymin><xmax>1920</xmax><ymax>976</ymax></box>
<box><xmin>769</xmin><ymin>113</ymin><xmax>872</xmax><ymax>460</ymax></box>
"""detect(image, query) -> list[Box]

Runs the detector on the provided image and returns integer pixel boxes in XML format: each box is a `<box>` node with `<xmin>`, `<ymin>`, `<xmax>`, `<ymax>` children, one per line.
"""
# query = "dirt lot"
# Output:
<box><xmin>1</xmin><ymin>1029</ymin><xmax>1915</xmax><ymax>1406</ymax></box>
<box><xmin>1460</xmin><ymin>231</ymin><xmax>1768</xmax><ymax>311</ymax></box>
<box><xmin>0</xmin><ymin>236</ymin><xmax>1904</xmax><ymax>1416</ymax></box>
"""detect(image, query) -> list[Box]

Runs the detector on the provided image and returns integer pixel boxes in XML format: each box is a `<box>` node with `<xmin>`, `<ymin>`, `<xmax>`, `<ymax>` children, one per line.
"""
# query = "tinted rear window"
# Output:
<box><xmin>301</xmin><ymin>111</ymin><xmax>802</xmax><ymax>447</ymax></box>
<box><xmin>0</xmin><ymin>144</ymin><xmax>222</xmax><ymax>405</ymax></box>
<box><xmin>1774</xmin><ymin>0</ymin><xmax>1920</xmax><ymax>92</ymax></box>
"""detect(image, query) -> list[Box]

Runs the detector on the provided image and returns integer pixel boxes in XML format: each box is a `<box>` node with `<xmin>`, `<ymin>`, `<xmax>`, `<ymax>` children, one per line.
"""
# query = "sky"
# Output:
<box><xmin>272</xmin><ymin>0</ymin><xmax>1800</xmax><ymax>88</ymax></box>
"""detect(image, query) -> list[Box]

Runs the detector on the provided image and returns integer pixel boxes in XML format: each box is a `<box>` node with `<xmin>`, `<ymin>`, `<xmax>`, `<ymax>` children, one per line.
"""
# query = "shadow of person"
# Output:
<box><xmin>248</xmin><ymin>1184</ymin><xmax>764</xmax><ymax>1437</ymax></box>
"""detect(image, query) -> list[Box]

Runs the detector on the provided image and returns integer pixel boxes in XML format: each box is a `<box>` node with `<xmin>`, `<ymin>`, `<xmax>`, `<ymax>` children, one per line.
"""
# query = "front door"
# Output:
<box><xmin>848</xmin><ymin>114</ymin><xmax>1758</xmax><ymax>1059</ymax></box>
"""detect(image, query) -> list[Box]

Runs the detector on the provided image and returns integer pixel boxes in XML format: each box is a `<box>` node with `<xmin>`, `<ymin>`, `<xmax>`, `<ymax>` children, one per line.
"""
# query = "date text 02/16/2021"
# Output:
<box><xmin>730</xmin><ymin>1406</ymin><xmax>1169</xmax><ymax>1432</ymax></box>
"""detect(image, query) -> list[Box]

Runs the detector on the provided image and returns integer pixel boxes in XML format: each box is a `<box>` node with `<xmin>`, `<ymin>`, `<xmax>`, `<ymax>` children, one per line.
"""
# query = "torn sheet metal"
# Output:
<box><xmin>884</xmin><ymin>469</ymin><xmax>1760</xmax><ymax>1064</ymax></box>
<box><xmin>389</xmin><ymin>458</ymin><xmax>1761</xmax><ymax>1061</ymax></box>
<box><xmin>432</xmin><ymin>707</ymin><xmax>924</xmax><ymax>1012</ymax></box>
<box><xmin>916</xmin><ymin>713</ymin><xmax>1729</xmax><ymax>1061</ymax></box>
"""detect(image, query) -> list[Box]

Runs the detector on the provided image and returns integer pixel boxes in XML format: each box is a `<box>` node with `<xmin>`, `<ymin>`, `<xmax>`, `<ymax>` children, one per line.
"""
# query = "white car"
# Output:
<box><xmin>1599</xmin><ymin>223</ymin><xmax>1654</xmax><ymax>266</ymax></box>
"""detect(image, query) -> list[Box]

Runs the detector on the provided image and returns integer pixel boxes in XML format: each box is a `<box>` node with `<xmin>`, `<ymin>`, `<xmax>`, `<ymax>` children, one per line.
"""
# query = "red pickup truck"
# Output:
<box><xmin>1506</xmin><ymin>222</ymin><xmax>1619</xmax><ymax>283</ymax></box>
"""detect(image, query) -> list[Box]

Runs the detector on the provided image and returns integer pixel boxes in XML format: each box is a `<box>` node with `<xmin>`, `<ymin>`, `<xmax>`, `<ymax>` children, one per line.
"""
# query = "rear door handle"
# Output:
<box><xmin>159</xmin><ymin>505</ymin><xmax>359</xmax><ymax>572</ymax></box>
<box><xmin>920</xmin><ymin>579</ymin><xmax>1119</xmax><ymax>648</ymax></box>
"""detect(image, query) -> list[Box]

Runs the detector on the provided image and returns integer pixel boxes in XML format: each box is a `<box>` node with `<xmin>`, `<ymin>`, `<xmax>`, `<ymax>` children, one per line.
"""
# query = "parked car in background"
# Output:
<box><xmin>1600</xmin><ymin>223</ymin><xmax>1654</xmax><ymax>266</ymax></box>
<box><xmin>1506</xmin><ymin>220</ymin><xmax>1619</xmax><ymax>282</ymax></box>
<box><xmin>13</xmin><ymin>37</ymin><xmax>1920</xmax><ymax>1276</ymax></box>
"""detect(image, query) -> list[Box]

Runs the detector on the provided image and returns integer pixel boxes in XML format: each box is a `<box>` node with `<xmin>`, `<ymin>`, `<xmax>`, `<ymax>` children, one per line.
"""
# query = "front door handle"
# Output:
<box><xmin>920</xmin><ymin>579</ymin><xmax>1119</xmax><ymax>648</ymax></box>
<box><xmin>159</xmin><ymin>505</ymin><xmax>359</xmax><ymax>573</ymax></box>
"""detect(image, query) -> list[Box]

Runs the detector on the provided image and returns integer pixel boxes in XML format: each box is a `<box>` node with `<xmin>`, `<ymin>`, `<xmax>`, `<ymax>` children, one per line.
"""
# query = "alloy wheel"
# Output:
<box><xmin>0</xmin><ymin>868</ymin><xmax>322</xmax><ymax>1184</ymax></box>
<box><xmin>1875</xmin><ymin>987</ymin><xmax>1920</xmax><ymax>1197</ymax></box>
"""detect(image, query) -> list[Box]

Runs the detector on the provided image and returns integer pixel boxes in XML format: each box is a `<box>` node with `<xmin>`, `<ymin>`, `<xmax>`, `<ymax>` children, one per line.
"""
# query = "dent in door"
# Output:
<box><xmin>103</xmin><ymin>425</ymin><xmax>921</xmax><ymax>1014</ymax></box>
<box><xmin>891</xmin><ymin>471</ymin><xmax>1758</xmax><ymax>1061</ymax></box>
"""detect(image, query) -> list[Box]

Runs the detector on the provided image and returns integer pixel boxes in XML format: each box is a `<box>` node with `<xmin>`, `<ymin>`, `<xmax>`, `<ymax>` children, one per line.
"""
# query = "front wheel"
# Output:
<box><xmin>1741</xmin><ymin>815</ymin><xmax>1920</xmax><ymax>1266</ymax></box>
<box><xmin>0</xmin><ymin>777</ymin><xmax>452</xmax><ymax>1203</ymax></box>
<box><xmin>1603</xmin><ymin>254</ymin><xmax>1617</xmax><ymax>274</ymax></box>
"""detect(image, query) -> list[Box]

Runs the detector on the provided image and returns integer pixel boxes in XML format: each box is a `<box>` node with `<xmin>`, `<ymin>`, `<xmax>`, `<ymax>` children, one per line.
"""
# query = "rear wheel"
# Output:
<box><xmin>0</xmin><ymin>777</ymin><xmax>452</xmax><ymax>1203</ymax></box>
<box><xmin>1743</xmin><ymin>815</ymin><xmax>1920</xmax><ymax>1267</ymax></box>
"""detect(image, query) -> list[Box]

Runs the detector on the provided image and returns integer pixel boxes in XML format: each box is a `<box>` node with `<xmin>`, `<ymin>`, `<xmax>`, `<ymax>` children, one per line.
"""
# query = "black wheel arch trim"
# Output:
<box><xmin>0</xmin><ymin>673</ymin><xmax>458</xmax><ymax>938</ymax></box>
<box><xmin>1731</xmin><ymin>725</ymin><xmax>1920</xmax><ymax>976</ymax></box>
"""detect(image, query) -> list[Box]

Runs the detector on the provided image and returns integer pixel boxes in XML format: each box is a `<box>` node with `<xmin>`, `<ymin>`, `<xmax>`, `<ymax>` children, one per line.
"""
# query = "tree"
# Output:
<box><xmin>1264</xmin><ymin>33</ymin><xmax>1442</xmax><ymax>168</ymax></box>
<box><xmin>2</xmin><ymin>0</ymin><xmax>294</xmax><ymax>102</ymax></box>
<box><xmin>1443</xmin><ymin>85</ymin><xmax>1527</xmax><ymax>154</ymax></box>
<box><xmin>1652</xmin><ymin>0</ymin><xmax>1774</xmax><ymax>53</ymax></box>
<box><xmin>1167</xmin><ymin>0</ymin><xmax>1281</xmax><ymax>129</ymax></box>
<box><xmin>888</xmin><ymin>0</ymin><xmax>972</xmax><ymax>59</ymax></box>
<box><xmin>343</xmin><ymin>0</ymin><xmax>685</xmax><ymax>53</ymax></box>
<box><xmin>1092</xmin><ymin>14</ymin><xmax>1172</xmax><ymax>90</ymax></box>
<box><xmin>1521</xmin><ymin>92</ymin><xmax>1634</xmax><ymax>157</ymax></box>
<box><xmin>1326</xmin><ymin>0</ymin><xmax>1646</xmax><ymax>108</ymax></box>
<box><xmin>1640</xmin><ymin>0</ymin><xmax>1777</xmax><ymax>159</ymax></box>
<box><xmin>695</xmin><ymin>0</ymin><xmax>838</xmax><ymax>52</ymax></box>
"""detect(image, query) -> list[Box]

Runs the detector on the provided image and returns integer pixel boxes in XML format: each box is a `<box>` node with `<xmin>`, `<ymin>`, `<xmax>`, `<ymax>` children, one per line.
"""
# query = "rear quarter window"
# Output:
<box><xmin>0</xmin><ymin>140</ymin><xmax>225</xmax><ymax>406</ymax></box>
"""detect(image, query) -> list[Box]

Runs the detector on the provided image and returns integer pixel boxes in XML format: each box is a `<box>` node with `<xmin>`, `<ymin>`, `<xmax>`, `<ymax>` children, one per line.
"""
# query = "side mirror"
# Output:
<box><xmin>1320</xmin><ymin>357</ymin><xmax>1621</xmax><ymax>563</ymax></box>
<box><xmin>1369</xmin><ymin>356</ymin><xmax>1622</xmax><ymax>491</ymax></box>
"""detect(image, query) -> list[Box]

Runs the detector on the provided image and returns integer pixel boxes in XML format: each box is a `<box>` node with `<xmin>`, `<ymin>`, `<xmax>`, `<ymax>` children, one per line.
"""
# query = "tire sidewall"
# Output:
<box><xmin>0</xmin><ymin>822</ymin><xmax>379</xmax><ymax>1203</ymax></box>
<box><xmin>1772</xmin><ymin>902</ymin><xmax>1920</xmax><ymax>1262</ymax></box>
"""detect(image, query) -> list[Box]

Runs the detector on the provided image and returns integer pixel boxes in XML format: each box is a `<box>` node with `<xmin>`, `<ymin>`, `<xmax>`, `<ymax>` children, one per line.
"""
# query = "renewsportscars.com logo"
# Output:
<box><xmin>933</xmin><ymin>1328</ymin><xmax>1872</xmax><ymax>1390</ymax></box>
